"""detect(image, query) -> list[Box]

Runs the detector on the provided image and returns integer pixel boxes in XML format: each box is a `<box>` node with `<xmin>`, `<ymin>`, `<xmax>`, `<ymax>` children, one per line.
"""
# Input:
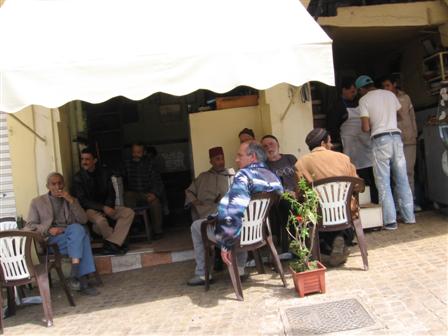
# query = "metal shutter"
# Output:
<box><xmin>0</xmin><ymin>113</ymin><xmax>16</xmax><ymax>218</ymax></box>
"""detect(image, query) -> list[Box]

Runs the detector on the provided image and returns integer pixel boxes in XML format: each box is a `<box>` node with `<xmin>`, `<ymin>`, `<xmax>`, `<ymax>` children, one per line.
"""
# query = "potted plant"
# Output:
<box><xmin>282</xmin><ymin>177</ymin><xmax>326</xmax><ymax>298</ymax></box>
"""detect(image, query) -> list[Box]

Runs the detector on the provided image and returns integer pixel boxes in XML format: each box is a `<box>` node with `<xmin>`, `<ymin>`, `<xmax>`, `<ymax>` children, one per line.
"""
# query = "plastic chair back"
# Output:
<box><xmin>240</xmin><ymin>197</ymin><xmax>271</xmax><ymax>246</ymax></box>
<box><xmin>0</xmin><ymin>233</ymin><xmax>32</xmax><ymax>281</ymax></box>
<box><xmin>314</xmin><ymin>181</ymin><xmax>351</xmax><ymax>226</ymax></box>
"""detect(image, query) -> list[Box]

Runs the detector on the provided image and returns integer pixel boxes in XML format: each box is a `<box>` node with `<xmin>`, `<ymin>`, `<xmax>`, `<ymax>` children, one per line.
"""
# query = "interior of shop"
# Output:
<box><xmin>309</xmin><ymin>25</ymin><xmax>447</xmax><ymax>209</ymax></box>
<box><xmin>77</xmin><ymin>86</ymin><xmax>259</xmax><ymax>250</ymax></box>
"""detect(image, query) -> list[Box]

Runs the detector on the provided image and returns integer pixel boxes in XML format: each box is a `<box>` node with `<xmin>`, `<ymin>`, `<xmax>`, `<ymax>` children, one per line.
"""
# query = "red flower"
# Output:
<box><xmin>296</xmin><ymin>215</ymin><xmax>303</xmax><ymax>222</ymax></box>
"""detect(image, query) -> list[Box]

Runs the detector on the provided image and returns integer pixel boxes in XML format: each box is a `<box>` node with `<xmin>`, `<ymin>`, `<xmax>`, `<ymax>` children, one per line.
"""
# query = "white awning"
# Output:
<box><xmin>0</xmin><ymin>0</ymin><xmax>334</xmax><ymax>113</ymax></box>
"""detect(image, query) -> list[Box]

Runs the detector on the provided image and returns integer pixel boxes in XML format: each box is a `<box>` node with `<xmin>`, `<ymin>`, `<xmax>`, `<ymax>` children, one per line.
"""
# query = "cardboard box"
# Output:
<box><xmin>216</xmin><ymin>95</ymin><xmax>258</xmax><ymax>110</ymax></box>
<box><xmin>359</xmin><ymin>203</ymin><xmax>383</xmax><ymax>229</ymax></box>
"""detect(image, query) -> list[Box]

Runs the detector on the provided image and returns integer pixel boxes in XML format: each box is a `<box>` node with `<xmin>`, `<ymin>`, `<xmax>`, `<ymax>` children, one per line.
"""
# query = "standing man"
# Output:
<box><xmin>73</xmin><ymin>148</ymin><xmax>135</xmax><ymax>255</ymax></box>
<box><xmin>123</xmin><ymin>143</ymin><xmax>165</xmax><ymax>240</ymax></box>
<box><xmin>187</xmin><ymin>141</ymin><xmax>283</xmax><ymax>286</ymax></box>
<box><xmin>381</xmin><ymin>76</ymin><xmax>420</xmax><ymax>211</ymax></box>
<box><xmin>185</xmin><ymin>146</ymin><xmax>235</xmax><ymax>221</ymax></box>
<box><xmin>357</xmin><ymin>75</ymin><xmax>415</xmax><ymax>230</ymax></box>
<box><xmin>26</xmin><ymin>172</ymin><xmax>98</xmax><ymax>295</ymax></box>
<box><xmin>238</xmin><ymin>128</ymin><xmax>256</xmax><ymax>143</ymax></box>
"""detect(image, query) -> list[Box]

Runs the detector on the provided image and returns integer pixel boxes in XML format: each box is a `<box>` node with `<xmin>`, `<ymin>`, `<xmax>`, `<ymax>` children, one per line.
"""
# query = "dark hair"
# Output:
<box><xmin>238</xmin><ymin>128</ymin><xmax>255</xmax><ymax>139</ymax></box>
<box><xmin>81</xmin><ymin>147</ymin><xmax>98</xmax><ymax>159</ymax></box>
<box><xmin>261</xmin><ymin>134</ymin><xmax>279</xmax><ymax>144</ymax></box>
<box><xmin>380</xmin><ymin>75</ymin><xmax>397</xmax><ymax>85</ymax></box>
<box><xmin>245</xmin><ymin>141</ymin><xmax>267</xmax><ymax>162</ymax></box>
<box><xmin>305</xmin><ymin>128</ymin><xmax>330</xmax><ymax>151</ymax></box>
<box><xmin>339</xmin><ymin>77</ymin><xmax>355</xmax><ymax>93</ymax></box>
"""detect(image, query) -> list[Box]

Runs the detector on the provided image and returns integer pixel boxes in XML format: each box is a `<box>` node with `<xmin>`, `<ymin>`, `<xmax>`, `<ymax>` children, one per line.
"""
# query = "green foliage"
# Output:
<box><xmin>282</xmin><ymin>178</ymin><xmax>320</xmax><ymax>273</ymax></box>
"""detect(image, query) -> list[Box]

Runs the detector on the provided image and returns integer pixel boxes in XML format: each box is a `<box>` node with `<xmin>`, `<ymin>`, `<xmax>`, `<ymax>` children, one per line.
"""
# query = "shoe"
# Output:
<box><xmin>328</xmin><ymin>235</ymin><xmax>349</xmax><ymax>267</ymax></box>
<box><xmin>69</xmin><ymin>278</ymin><xmax>81</xmax><ymax>291</ymax></box>
<box><xmin>384</xmin><ymin>222</ymin><xmax>398</xmax><ymax>230</ymax></box>
<box><xmin>240</xmin><ymin>273</ymin><xmax>250</xmax><ymax>282</ymax></box>
<box><xmin>414</xmin><ymin>204</ymin><xmax>422</xmax><ymax>213</ymax></box>
<box><xmin>278</xmin><ymin>252</ymin><xmax>293</xmax><ymax>261</ymax></box>
<box><xmin>101</xmin><ymin>241</ymin><xmax>126</xmax><ymax>255</ymax></box>
<box><xmin>153</xmin><ymin>233</ymin><xmax>164</xmax><ymax>241</ymax></box>
<box><xmin>79</xmin><ymin>286</ymin><xmax>99</xmax><ymax>296</ymax></box>
<box><xmin>187</xmin><ymin>275</ymin><xmax>214</xmax><ymax>286</ymax></box>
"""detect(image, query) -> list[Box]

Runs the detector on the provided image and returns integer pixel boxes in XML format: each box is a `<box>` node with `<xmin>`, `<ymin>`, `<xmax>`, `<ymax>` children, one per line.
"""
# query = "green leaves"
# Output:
<box><xmin>282</xmin><ymin>177</ymin><xmax>320</xmax><ymax>272</ymax></box>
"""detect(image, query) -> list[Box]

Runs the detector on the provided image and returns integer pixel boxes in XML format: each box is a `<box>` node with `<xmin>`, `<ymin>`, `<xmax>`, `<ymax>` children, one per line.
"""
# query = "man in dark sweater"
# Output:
<box><xmin>123</xmin><ymin>143</ymin><xmax>165</xmax><ymax>239</ymax></box>
<box><xmin>72</xmin><ymin>148</ymin><xmax>134</xmax><ymax>255</ymax></box>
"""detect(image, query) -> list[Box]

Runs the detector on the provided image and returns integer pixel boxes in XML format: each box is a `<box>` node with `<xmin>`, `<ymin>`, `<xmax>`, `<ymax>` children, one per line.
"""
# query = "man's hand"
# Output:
<box><xmin>146</xmin><ymin>193</ymin><xmax>157</xmax><ymax>203</ymax></box>
<box><xmin>221</xmin><ymin>250</ymin><xmax>232</xmax><ymax>266</ymax></box>
<box><xmin>48</xmin><ymin>227</ymin><xmax>65</xmax><ymax>236</ymax></box>
<box><xmin>103</xmin><ymin>206</ymin><xmax>116</xmax><ymax>217</ymax></box>
<box><xmin>58</xmin><ymin>190</ymin><xmax>75</xmax><ymax>204</ymax></box>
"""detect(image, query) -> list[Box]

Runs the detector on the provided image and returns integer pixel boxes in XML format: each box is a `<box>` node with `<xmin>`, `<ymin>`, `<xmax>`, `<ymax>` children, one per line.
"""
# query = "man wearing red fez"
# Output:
<box><xmin>185</xmin><ymin>147</ymin><xmax>235</xmax><ymax>221</ymax></box>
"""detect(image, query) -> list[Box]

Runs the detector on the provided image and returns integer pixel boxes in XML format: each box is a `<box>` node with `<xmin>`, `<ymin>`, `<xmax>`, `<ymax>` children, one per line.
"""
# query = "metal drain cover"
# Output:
<box><xmin>282</xmin><ymin>298</ymin><xmax>376</xmax><ymax>335</ymax></box>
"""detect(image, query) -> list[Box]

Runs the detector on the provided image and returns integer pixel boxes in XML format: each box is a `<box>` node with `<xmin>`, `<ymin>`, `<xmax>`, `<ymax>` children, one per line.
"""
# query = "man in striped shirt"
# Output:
<box><xmin>188</xmin><ymin>141</ymin><xmax>283</xmax><ymax>286</ymax></box>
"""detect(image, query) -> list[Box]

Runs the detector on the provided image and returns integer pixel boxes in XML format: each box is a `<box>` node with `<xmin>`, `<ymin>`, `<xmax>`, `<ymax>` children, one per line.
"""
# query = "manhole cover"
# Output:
<box><xmin>282</xmin><ymin>298</ymin><xmax>376</xmax><ymax>335</ymax></box>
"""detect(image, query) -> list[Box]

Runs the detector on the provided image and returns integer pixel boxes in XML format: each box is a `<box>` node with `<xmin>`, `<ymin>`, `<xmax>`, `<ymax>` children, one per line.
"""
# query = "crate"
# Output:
<box><xmin>359</xmin><ymin>203</ymin><xmax>383</xmax><ymax>229</ymax></box>
<box><xmin>216</xmin><ymin>95</ymin><xmax>258</xmax><ymax>110</ymax></box>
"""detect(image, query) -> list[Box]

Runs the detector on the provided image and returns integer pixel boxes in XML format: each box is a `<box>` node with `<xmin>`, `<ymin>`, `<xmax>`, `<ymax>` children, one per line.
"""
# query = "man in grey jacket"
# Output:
<box><xmin>26</xmin><ymin>172</ymin><xmax>98</xmax><ymax>295</ymax></box>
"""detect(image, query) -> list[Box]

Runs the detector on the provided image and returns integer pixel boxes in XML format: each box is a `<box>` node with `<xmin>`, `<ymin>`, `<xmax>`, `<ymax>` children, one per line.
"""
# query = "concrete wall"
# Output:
<box><xmin>263</xmin><ymin>83</ymin><xmax>314</xmax><ymax>159</ymax></box>
<box><xmin>189</xmin><ymin>106</ymin><xmax>262</xmax><ymax>176</ymax></box>
<box><xmin>7</xmin><ymin>107</ymin><xmax>65</xmax><ymax>218</ymax></box>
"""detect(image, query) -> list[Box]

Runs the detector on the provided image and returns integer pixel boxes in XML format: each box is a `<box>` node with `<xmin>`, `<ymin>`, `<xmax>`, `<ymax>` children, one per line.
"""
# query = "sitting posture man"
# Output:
<box><xmin>295</xmin><ymin>128</ymin><xmax>358</xmax><ymax>267</ymax></box>
<box><xmin>188</xmin><ymin>141</ymin><xmax>283</xmax><ymax>286</ymax></box>
<box><xmin>73</xmin><ymin>148</ymin><xmax>135</xmax><ymax>255</ymax></box>
<box><xmin>185</xmin><ymin>146</ymin><xmax>235</xmax><ymax>221</ymax></box>
<box><xmin>123</xmin><ymin>143</ymin><xmax>165</xmax><ymax>239</ymax></box>
<box><xmin>26</xmin><ymin>172</ymin><xmax>98</xmax><ymax>295</ymax></box>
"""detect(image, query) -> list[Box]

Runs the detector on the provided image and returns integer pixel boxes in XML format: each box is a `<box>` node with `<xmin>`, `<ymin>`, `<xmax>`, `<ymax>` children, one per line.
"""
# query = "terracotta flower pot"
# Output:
<box><xmin>289</xmin><ymin>261</ymin><xmax>326</xmax><ymax>298</ymax></box>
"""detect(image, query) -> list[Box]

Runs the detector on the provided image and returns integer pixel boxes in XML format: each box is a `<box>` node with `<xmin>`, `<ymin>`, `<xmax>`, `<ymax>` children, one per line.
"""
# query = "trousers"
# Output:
<box><xmin>190</xmin><ymin>219</ymin><xmax>247</xmax><ymax>276</ymax></box>
<box><xmin>48</xmin><ymin>223</ymin><xmax>96</xmax><ymax>277</ymax></box>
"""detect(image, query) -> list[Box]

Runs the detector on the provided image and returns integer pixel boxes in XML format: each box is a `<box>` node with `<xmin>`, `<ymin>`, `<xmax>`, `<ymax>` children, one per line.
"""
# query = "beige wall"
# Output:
<box><xmin>7</xmin><ymin>106</ymin><xmax>65</xmax><ymax>218</ymax></box>
<box><xmin>189</xmin><ymin>106</ymin><xmax>262</xmax><ymax>176</ymax></box>
<box><xmin>263</xmin><ymin>83</ymin><xmax>314</xmax><ymax>159</ymax></box>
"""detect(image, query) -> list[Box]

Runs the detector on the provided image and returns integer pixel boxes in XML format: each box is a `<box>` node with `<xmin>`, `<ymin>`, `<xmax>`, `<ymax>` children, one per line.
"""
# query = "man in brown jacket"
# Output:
<box><xmin>382</xmin><ymin>76</ymin><xmax>420</xmax><ymax>211</ymax></box>
<box><xmin>26</xmin><ymin>172</ymin><xmax>98</xmax><ymax>295</ymax></box>
<box><xmin>296</xmin><ymin>128</ymin><xmax>358</xmax><ymax>267</ymax></box>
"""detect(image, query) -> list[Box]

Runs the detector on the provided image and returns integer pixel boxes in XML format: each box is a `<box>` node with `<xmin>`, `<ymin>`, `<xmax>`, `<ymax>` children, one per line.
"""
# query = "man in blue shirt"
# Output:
<box><xmin>188</xmin><ymin>141</ymin><xmax>283</xmax><ymax>286</ymax></box>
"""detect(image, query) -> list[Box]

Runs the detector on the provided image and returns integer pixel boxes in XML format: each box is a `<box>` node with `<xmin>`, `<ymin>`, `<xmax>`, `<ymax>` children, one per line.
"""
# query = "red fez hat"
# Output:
<box><xmin>209</xmin><ymin>146</ymin><xmax>224</xmax><ymax>158</ymax></box>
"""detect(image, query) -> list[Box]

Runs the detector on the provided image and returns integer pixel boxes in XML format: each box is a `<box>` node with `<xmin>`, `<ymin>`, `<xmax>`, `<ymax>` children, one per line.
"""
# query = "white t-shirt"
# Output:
<box><xmin>359</xmin><ymin>89</ymin><xmax>402</xmax><ymax>137</ymax></box>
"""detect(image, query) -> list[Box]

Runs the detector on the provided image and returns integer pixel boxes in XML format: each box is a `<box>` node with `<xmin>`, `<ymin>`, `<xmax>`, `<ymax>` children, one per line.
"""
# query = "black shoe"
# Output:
<box><xmin>153</xmin><ymin>233</ymin><xmax>164</xmax><ymax>240</ymax></box>
<box><xmin>240</xmin><ymin>273</ymin><xmax>250</xmax><ymax>282</ymax></box>
<box><xmin>101</xmin><ymin>241</ymin><xmax>125</xmax><ymax>255</ymax></box>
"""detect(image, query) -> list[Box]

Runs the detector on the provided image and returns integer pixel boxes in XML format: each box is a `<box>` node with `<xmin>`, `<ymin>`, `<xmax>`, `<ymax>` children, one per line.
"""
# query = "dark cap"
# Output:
<box><xmin>305</xmin><ymin>128</ymin><xmax>328</xmax><ymax>150</ymax></box>
<box><xmin>209</xmin><ymin>146</ymin><xmax>224</xmax><ymax>159</ymax></box>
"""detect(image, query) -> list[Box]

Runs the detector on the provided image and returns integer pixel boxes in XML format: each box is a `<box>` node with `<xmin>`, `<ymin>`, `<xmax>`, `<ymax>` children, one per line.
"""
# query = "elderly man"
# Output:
<box><xmin>296</xmin><ymin>128</ymin><xmax>358</xmax><ymax>267</ymax></box>
<box><xmin>73</xmin><ymin>148</ymin><xmax>135</xmax><ymax>255</ymax></box>
<box><xmin>123</xmin><ymin>142</ymin><xmax>165</xmax><ymax>239</ymax></box>
<box><xmin>357</xmin><ymin>75</ymin><xmax>415</xmax><ymax>230</ymax></box>
<box><xmin>187</xmin><ymin>141</ymin><xmax>283</xmax><ymax>286</ymax></box>
<box><xmin>26</xmin><ymin>172</ymin><xmax>98</xmax><ymax>295</ymax></box>
<box><xmin>185</xmin><ymin>146</ymin><xmax>235</xmax><ymax>221</ymax></box>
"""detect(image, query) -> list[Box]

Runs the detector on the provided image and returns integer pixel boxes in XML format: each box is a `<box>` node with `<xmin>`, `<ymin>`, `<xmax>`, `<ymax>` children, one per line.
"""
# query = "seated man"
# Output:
<box><xmin>188</xmin><ymin>141</ymin><xmax>283</xmax><ymax>286</ymax></box>
<box><xmin>73</xmin><ymin>148</ymin><xmax>135</xmax><ymax>255</ymax></box>
<box><xmin>25</xmin><ymin>172</ymin><xmax>98</xmax><ymax>295</ymax></box>
<box><xmin>238</xmin><ymin>128</ymin><xmax>256</xmax><ymax>143</ymax></box>
<box><xmin>295</xmin><ymin>128</ymin><xmax>358</xmax><ymax>267</ymax></box>
<box><xmin>185</xmin><ymin>146</ymin><xmax>235</xmax><ymax>221</ymax></box>
<box><xmin>123</xmin><ymin>143</ymin><xmax>165</xmax><ymax>239</ymax></box>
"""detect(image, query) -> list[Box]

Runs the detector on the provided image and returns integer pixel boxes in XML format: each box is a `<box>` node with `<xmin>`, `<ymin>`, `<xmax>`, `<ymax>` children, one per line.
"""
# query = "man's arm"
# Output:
<box><xmin>25</xmin><ymin>200</ymin><xmax>48</xmax><ymax>235</ymax></box>
<box><xmin>361</xmin><ymin>117</ymin><xmax>370</xmax><ymax>133</ymax></box>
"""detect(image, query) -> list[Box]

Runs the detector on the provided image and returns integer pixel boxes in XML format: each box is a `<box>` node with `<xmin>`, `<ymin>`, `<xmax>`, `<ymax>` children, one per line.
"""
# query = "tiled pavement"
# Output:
<box><xmin>3</xmin><ymin>211</ymin><xmax>447</xmax><ymax>335</ymax></box>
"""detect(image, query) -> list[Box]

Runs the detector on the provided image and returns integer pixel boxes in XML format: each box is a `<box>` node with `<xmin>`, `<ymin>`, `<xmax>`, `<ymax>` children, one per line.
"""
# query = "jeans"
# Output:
<box><xmin>371</xmin><ymin>134</ymin><xmax>415</xmax><ymax>225</ymax></box>
<box><xmin>190</xmin><ymin>219</ymin><xmax>247</xmax><ymax>276</ymax></box>
<box><xmin>48</xmin><ymin>223</ymin><xmax>96</xmax><ymax>277</ymax></box>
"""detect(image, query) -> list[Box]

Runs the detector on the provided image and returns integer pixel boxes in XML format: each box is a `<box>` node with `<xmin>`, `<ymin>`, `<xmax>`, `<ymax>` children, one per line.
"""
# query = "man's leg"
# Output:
<box><xmin>372</xmin><ymin>136</ymin><xmax>396</xmax><ymax>227</ymax></box>
<box><xmin>63</xmin><ymin>224</ymin><xmax>96</xmax><ymax>277</ymax></box>
<box><xmin>403</xmin><ymin>144</ymin><xmax>417</xmax><ymax>196</ymax></box>
<box><xmin>392</xmin><ymin>137</ymin><xmax>416</xmax><ymax>223</ymax></box>
<box><xmin>86</xmin><ymin>209</ymin><xmax>113</xmax><ymax>239</ymax></box>
<box><xmin>148</xmin><ymin>197</ymin><xmax>163</xmax><ymax>235</ymax></box>
<box><xmin>109</xmin><ymin>207</ymin><xmax>134</xmax><ymax>246</ymax></box>
<box><xmin>190</xmin><ymin>218</ymin><xmax>215</xmax><ymax>278</ymax></box>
